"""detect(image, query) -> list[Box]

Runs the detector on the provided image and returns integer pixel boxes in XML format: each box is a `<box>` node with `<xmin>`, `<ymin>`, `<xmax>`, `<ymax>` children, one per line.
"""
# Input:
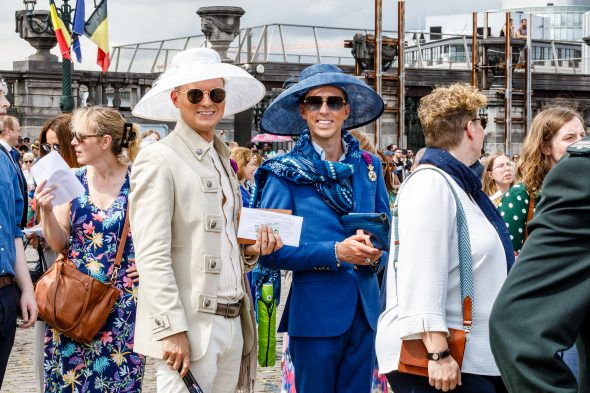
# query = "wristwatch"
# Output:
<box><xmin>427</xmin><ymin>349</ymin><xmax>451</xmax><ymax>361</ymax></box>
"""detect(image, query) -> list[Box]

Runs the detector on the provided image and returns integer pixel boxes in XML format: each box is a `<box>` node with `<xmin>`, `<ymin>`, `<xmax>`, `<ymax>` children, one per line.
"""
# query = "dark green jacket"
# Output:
<box><xmin>489</xmin><ymin>136</ymin><xmax>590</xmax><ymax>393</ymax></box>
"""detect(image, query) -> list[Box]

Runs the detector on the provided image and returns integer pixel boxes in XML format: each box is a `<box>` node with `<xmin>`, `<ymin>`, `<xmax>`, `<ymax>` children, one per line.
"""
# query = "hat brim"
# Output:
<box><xmin>260</xmin><ymin>73</ymin><xmax>384</xmax><ymax>135</ymax></box>
<box><xmin>132</xmin><ymin>63</ymin><xmax>266</xmax><ymax>122</ymax></box>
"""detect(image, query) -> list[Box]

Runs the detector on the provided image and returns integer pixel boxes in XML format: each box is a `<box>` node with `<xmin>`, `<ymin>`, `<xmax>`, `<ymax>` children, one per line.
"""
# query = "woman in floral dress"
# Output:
<box><xmin>36</xmin><ymin>106</ymin><xmax>144</xmax><ymax>392</ymax></box>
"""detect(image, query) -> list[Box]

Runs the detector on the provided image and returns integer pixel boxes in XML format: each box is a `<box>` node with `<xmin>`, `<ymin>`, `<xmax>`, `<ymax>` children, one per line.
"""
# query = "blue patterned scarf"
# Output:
<box><xmin>420</xmin><ymin>148</ymin><xmax>515</xmax><ymax>271</ymax></box>
<box><xmin>248</xmin><ymin>130</ymin><xmax>361</xmax><ymax>315</ymax></box>
<box><xmin>249</xmin><ymin>129</ymin><xmax>361</xmax><ymax>213</ymax></box>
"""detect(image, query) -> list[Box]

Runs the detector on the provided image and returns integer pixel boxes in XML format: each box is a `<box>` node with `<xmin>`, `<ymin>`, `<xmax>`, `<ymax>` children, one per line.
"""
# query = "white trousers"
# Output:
<box><xmin>155</xmin><ymin>315</ymin><xmax>244</xmax><ymax>393</ymax></box>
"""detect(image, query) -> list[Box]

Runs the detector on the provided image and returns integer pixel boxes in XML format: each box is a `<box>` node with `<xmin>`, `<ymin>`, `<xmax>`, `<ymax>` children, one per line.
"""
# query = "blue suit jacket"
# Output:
<box><xmin>258</xmin><ymin>152</ymin><xmax>390</xmax><ymax>337</ymax></box>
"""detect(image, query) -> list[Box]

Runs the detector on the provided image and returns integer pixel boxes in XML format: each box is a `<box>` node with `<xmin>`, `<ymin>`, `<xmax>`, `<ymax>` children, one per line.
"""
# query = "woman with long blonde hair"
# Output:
<box><xmin>34</xmin><ymin>106</ymin><xmax>144</xmax><ymax>392</ymax></box>
<box><xmin>482</xmin><ymin>152</ymin><xmax>515</xmax><ymax>207</ymax></box>
<box><xmin>499</xmin><ymin>106</ymin><xmax>586</xmax><ymax>255</ymax></box>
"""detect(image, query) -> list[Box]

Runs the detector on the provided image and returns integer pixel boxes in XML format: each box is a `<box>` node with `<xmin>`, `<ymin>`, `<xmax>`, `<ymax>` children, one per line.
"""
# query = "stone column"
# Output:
<box><xmin>197</xmin><ymin>6</ymin><xmax>245</xmax><ymax>63</ymax></box>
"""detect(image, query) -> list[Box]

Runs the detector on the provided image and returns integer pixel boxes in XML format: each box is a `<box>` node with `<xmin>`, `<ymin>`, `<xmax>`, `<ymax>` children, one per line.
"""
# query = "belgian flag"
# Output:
<box><xmin>49</xmin><ymin>0</ymin><xmax>72</xmax><ymax>61</ymax></box>
<box><xmin>84</xmin><ymin>0</ymin><xmax>109</xmax><ymax>73</ymax></box>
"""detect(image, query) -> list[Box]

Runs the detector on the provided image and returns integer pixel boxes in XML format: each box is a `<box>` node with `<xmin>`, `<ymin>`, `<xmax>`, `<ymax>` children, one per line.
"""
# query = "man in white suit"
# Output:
<box><xmin>130</xmin><ymin>48</ymin><xmax>282</xmax><ymax>393</ymax></box>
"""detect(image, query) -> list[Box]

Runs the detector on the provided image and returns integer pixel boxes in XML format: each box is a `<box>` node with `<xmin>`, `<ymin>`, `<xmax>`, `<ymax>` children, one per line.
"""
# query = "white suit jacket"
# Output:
<box><xmin>129</xmin><ymin>118</ymin><xmax>255</xmax><ymax>361</ymax></box>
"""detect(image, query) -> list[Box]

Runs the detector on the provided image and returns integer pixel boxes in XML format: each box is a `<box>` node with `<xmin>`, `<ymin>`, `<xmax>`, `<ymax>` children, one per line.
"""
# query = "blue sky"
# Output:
<box><xmin>0</xmin><ymin>0</ymin><xmax>497</xmax><ymax>71</ymax></box>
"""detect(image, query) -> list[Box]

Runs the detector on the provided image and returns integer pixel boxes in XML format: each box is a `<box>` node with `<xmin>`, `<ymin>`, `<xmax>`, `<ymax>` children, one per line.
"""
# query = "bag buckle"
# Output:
<box><xmin>464</xmin><ymin>325</ymin><xmax>472</xmax><ymax>342</ymax></box>
<box><xmin>111</xmin><ymin>265</ymin><xmax>121</xmax><ymax>282</ymax></box>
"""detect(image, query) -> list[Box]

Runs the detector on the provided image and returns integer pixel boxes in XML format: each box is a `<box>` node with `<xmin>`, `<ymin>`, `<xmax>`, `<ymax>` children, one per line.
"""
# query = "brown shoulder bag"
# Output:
<box><xmin>34</xmin><ymin>208</ymin><xmax>130</xmax><ymax>344</ymax></box>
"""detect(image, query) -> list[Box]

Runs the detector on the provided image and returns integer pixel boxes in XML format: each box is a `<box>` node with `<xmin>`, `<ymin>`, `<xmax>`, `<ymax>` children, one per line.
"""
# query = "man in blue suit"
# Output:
<box><xmin>250</xmin><ymin>64</ymin><xmax>390</xmax><ymax>393</ymax></box>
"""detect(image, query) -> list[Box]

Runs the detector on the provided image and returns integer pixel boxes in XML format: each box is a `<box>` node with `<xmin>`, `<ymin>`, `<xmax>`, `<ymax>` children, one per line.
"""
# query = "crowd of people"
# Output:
<box><xmin>0</xmin><ymin>46</ymin><xmax>589</xmax><ymax>393</ymax></box>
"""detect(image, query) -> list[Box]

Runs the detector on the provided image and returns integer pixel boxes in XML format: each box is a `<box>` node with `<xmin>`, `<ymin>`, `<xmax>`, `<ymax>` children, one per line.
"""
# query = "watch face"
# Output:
<box><xmin>432</xmin><ymin>354</ymin><xmax>439</xmax><ymax>360</ymax></box>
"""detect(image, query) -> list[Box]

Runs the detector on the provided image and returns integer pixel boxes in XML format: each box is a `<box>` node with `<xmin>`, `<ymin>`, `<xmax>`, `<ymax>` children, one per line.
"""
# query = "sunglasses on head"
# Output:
<box><xmin>302</xmin><ymin>96</ymin><xmax>347</xmax><ymax>112</ymax></box>
<box><xmin>177</xmin><ymin>88</ymin><xmax>226</xmax><ymax>105</ymax></box>
<box><xmin>41</xmin><ymin>143</ymin><xmax>60</xmax><ymax>153</ymax></box>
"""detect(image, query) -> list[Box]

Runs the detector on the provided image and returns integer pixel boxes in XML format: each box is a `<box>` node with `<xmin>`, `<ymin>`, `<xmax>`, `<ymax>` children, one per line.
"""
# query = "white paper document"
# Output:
<box><xmin>30</xmin><ymin>151</ymin><xmax>85</xmax><ymax>206</ymax></box>
<box><xmin>237</xmin><ymin>208</ymin><xmax>303</xmax><ymax>247</ymax></box>
<box><xmin>23</xmin><ymin>226</ymin><xmax>44</xmax><ymax>237</ymax></box>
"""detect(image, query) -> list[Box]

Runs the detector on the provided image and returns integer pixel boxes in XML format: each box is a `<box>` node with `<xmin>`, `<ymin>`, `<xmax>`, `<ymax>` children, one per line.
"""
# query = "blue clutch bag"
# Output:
<box><xmin>341</xmin><ymin>212</ymin><xmax>391</xmax><ymax>252</ymax></box>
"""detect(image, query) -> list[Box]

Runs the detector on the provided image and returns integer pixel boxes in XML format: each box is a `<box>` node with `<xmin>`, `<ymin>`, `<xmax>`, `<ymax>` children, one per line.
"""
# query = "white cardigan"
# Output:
<box><xmin>376</xmin><ymin>166</ymin><xmax>507</xmax><ymax>376</ymax></box>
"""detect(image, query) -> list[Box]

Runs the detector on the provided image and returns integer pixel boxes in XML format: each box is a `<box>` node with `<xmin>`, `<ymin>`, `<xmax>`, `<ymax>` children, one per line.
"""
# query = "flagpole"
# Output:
<box><xmin>59</xmin><ymin>0</ymin><xmax>75</xmax><ymax>112</ymax></box>
<box><xmin>23</xmin><ymin>0</ymin><xmax>75</xmax><ymax>113</ymax></box>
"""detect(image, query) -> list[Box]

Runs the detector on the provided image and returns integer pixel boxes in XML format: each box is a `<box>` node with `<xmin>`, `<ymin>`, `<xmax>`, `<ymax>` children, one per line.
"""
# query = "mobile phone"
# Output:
<box><xmin>181</xmin><ymin>369</ymin><xmax>204</xmax><ymax>393</ymax></box>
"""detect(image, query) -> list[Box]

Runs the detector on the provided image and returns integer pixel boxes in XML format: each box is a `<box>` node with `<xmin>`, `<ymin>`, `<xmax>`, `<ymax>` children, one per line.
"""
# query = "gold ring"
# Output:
<box><xmin>365</xmin><ymin>258</ymin><xmax>371</xmax><ymax>264</ymax></box>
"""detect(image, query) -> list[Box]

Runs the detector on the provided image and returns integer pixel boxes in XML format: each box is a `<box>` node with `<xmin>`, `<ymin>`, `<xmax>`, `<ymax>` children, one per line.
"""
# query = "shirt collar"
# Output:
<box><xmin>312</xmin><ymin>139</ymin><xmax>348</xmax><ymax>162</ymax></box>
<box><xmin>174</xmin><ymin>117</ymin><xmax>229</xmax><ymax>161</ymax></box>
<box><xmin>0</xmin><ymin>140</ymin><xmax>12</xmax><ymax>152</ymax></box>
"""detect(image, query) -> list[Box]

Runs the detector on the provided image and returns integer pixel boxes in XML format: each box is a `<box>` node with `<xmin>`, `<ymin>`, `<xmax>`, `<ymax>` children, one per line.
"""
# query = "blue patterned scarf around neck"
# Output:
<box><xmin>249</xmin><ymin>129</ymin><xmax>362</xmax><ymax>213</ymax></box>
<box><xmin>419</xmin><ymin>148</ymin><xmax>515</xmax><ymax>272</ymax></box>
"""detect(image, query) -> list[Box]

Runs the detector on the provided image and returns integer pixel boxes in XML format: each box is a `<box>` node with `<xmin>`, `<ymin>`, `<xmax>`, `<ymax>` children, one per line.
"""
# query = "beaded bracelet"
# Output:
<box><xmin>334</xmin><ymin>242</ymin><xmax>343</xmax><ymax>267</ymax></box>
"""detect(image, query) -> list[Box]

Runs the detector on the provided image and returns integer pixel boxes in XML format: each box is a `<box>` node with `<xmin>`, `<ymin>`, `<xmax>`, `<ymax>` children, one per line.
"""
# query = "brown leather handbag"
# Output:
<box><xmin>35</xmin><ymin>210</ymin><xmax>130</xmax><ymax>344</ymax></box>
<box><xmin>394</xmin><ymin>167</ymin><xmax>474</xmax><ymax>377</ymax></box>
<box><xmin>398</xmin><ymin>299</ymin><xmax>472</xmax><ymax>377</ymax></box>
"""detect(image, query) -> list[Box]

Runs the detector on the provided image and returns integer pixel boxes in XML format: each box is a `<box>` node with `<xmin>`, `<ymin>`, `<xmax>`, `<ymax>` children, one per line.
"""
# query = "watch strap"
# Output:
<box><xmin>427</xmin><ymin>348</ymin><xmax>451</xmax><ymax>361</ymax></box>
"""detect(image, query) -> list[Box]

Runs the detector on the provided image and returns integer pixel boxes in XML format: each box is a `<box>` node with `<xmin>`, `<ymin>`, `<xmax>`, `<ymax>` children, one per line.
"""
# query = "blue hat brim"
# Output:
<box><xmin>260</xmin><ymin>70</ymin><xmax>384</xmax><ymax>136</ymax></box>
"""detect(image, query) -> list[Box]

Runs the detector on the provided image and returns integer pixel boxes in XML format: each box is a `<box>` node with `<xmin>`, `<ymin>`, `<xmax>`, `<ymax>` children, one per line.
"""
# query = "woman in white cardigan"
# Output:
<box><xmin>376</xmin><ymin>84</ymin><xmax>514</xmax><ymax>393</ymax></box>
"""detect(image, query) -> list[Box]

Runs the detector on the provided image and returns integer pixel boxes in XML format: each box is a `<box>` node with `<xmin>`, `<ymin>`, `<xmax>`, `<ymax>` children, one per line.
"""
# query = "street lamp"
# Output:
<box><xmin>22</xmin><ymin>0</ymin><xmax>75</xmax><ymax>113</ymax></box>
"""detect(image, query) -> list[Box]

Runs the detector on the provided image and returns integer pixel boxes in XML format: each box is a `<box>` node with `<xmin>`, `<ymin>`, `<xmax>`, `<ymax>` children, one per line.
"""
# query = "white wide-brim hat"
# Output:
<box><xmin>132</xmin><ymin>48</ymin><xmax>266</xmax><ymax>121</ymax></box>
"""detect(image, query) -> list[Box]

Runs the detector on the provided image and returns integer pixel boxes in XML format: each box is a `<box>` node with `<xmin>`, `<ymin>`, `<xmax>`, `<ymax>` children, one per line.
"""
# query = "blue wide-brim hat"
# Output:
<box><xmin>260</xmin><ymin>64</ymin><xmax>384</xmax><ymax>135</ymax></box>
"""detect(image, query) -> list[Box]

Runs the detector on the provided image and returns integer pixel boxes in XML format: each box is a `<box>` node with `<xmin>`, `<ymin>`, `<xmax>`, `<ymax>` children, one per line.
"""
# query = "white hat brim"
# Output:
<box><xmin>132</xmin><ymin>63</ymin><xmax>266</xmax><ymax>122</ymax></box>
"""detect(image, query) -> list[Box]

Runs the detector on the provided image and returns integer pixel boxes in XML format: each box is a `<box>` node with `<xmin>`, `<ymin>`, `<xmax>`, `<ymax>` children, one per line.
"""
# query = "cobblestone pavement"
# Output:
<box><xmin>3</xmin><ymin>268</ymin><xmax>287</xmax><ymax>393</ymax></box>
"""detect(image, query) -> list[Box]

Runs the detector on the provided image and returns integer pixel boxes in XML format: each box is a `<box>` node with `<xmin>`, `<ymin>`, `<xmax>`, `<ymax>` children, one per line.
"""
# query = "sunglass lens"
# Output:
<box><xmin>186</xmin><ymin>89</ymin><xmax>204</xmax><ymax>104</ymax></box>
<box><xmin>481</xmin><ymin>118</ymin><xmax>487</xmax><ymax>129</ymax></box>
<box><xmin>209</xmin><ymin>88</ymin><xmax>226</xmax><ymax>104</ymax></box>
<box><xmin>326</xmin><ymin>96</ymin><xmax>345</xmax><ymax>111</ymax></box>
<box><xmin>303</xmin><ymin>96</ymin><xmax>324</xmax><ymax>111</ymax></box>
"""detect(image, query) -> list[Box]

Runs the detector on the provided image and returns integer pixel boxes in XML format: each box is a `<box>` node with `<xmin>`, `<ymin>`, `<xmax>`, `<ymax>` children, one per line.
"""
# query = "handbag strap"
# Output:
<box><xmin>110</xmin><ymin>206</ymin><xmax>130</xmax><ymax>284</ymax></box>
<box><xmin>393</xmin><ymin>166</ymin><xmax>474</xmax><ymax>333</ymax></box>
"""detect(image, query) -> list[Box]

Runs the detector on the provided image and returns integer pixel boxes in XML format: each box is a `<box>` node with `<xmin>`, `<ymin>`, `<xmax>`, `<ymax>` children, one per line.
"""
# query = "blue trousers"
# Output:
<box><xmin>0</xmin><ymin>282</ymin><xmax>17</xmax><ymax>389</ymax></box>
<box><xmin>386</xmin><ymin>371</ymin><xmax>508</xmax><ymax>393</ymax></box>
<box><xmin>289</xmin><ymin>298</ymin><xmax>375</xmax><ymax>393</ymax></box>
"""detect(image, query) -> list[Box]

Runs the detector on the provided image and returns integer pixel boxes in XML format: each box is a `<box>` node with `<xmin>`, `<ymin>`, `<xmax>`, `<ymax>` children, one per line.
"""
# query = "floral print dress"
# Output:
<box><xmin>44</xmin><ymin>167</ymin><xmax>145</xmax><ymax>393</ymax></box>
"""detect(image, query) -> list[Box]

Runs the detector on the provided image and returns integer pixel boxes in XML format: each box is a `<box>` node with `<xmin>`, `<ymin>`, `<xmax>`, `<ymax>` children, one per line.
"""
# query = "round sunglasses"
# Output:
<box><xmin>176</xmin><ymin>88</ymin><xmax>226</xmax><ymax>105</ymax></box>
<box><xmin>302</xmin><ymin>96</ymin><xmax>347</xmax><ymax>112</ymax></box>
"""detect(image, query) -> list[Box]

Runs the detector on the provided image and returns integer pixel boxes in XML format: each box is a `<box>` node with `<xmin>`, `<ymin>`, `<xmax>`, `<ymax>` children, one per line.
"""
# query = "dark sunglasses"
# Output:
<box><xmin>41</xmin><ymin>143</ymin><xmax>60</xmax><ymax>153</ymax></box>
<box><xmin>177</xmin><ymin>88</ymin><xmax>226</xmax><ymax>105</ymax></box>
<box><xmin>471</xmin><ymin>117</ymin><xmax>487</xmax><ymax>130</ymax></box>
<box><xmin>302</xmin><ymin>96</ymin><xmax>347</xmax><ymax>112</ymax></box>
<box><xmin>23</xmin><ymin>160</ymin><xmax>34</xmax><ymax>164</ymax></box>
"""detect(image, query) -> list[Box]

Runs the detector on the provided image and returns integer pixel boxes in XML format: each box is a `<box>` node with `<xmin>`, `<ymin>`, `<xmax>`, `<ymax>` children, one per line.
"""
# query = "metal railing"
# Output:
<box><xmin>110</xmin><ymin>23</ymin><xmax>586</xmax><ymax>75</ymax></box>
<box><xmin>110</xmin><ymin>23</ymin><xmax>398</xmax><ymax>73</ymax></box>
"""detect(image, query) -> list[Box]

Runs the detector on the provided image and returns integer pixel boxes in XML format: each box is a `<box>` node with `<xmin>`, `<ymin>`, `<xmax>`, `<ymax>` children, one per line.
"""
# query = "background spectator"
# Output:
<box><xmin>38</xmin><ymin>114</ymin><xmax>78</xmax><ymax>168</ymax></box>
<box><xmin>483</xmin><ymin>152</ymin><xmax>515</xmax><ymax>207</ymax></box>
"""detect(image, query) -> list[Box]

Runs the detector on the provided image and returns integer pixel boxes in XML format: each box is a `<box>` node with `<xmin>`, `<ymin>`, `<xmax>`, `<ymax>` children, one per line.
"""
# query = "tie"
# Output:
<box><xmin>9</xmin><ymin>149</ymin><xmax>21</xmax><ymax>165</ymax></box>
